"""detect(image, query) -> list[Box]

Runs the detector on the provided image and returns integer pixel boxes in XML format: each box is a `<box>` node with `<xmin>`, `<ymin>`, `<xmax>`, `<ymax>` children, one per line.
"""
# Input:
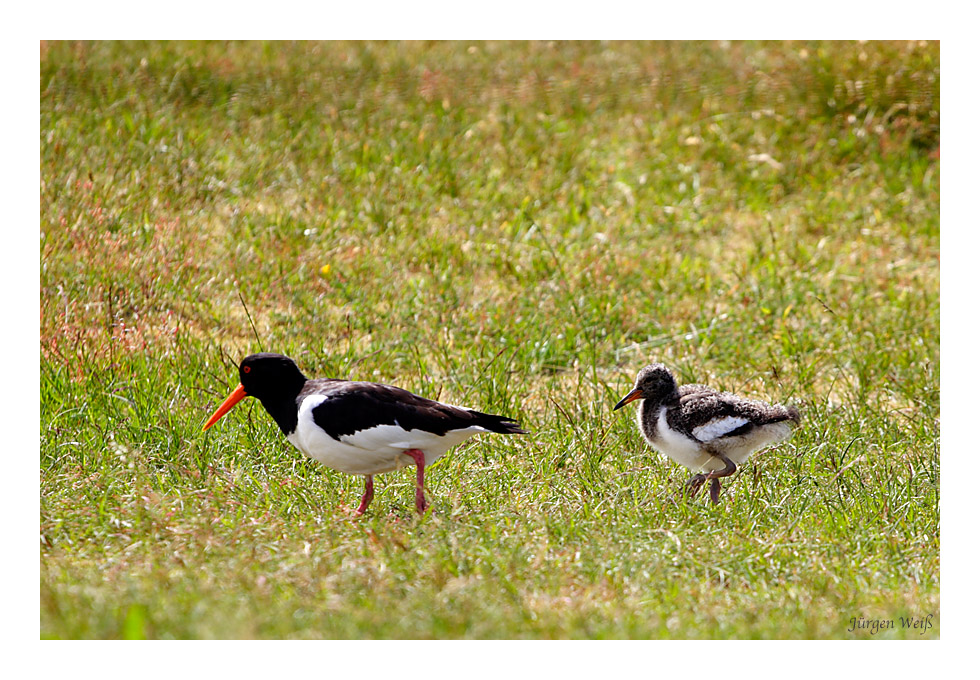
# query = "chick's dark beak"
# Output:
<box><xmin>613</xmin><ymin>388</ymin><xmax>643</xmax><ymax>411</ymax></box>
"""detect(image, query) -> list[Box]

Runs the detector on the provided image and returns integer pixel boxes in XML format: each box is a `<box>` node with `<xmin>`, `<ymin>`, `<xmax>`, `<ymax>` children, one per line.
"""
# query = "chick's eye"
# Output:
<box><xmin>243</xmin><ymin>366</ymin><xmax>251</xmax><ymax>374</ymax></box>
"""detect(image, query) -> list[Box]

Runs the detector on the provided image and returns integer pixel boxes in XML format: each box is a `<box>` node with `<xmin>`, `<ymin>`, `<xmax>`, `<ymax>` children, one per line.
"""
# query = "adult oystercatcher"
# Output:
<box><xmin>613</xmin><ymin>363</ymin><xmax>800</xmax><ymax>503</ymax></box>
<box><xmin>203</xmin><ymin>353</ymin><xmax>526</xmax><ymax>515</ymax></box>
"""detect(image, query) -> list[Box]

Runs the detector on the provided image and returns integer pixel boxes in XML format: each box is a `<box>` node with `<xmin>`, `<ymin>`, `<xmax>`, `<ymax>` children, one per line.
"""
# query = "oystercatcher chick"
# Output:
<box><xmin>613</xmin><ymin>363</ymin><xmax>800</xmax><ymax>503</ymax></box>
<box><xmin>203</xmin><ymin>353</ymin><xmax>526</xmax><ymax>515</ymax></box>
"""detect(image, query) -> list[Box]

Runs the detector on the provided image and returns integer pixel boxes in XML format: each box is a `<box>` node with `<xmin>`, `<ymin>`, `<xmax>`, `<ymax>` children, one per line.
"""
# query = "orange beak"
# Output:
<box><xmin>613</xmin><ymin>388</ymin><xmax>643</xmax><ymax>411</ymax></box>
<box><xmin>202</xmin><ymin>383</ymin><xmax>249</xmax><ymax>431</ymax></box>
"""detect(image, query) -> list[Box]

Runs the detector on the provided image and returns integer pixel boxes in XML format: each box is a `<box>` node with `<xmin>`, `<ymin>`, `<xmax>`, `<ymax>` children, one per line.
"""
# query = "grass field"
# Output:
<box><xmin>40</xmin><ymin>41</ymin><xmax>939</xmax><ymax>639</ymax></box>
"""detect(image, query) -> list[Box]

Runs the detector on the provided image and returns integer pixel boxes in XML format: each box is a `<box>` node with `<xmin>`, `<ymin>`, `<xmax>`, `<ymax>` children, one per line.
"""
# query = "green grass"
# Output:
<box><xmin>40</xmin><ymin>40</ymin><xmax>939</xmax><ymax>639</ymax></box>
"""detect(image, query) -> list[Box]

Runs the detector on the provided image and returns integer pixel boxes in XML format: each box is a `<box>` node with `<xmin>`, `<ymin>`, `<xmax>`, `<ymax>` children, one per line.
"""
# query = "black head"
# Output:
<box><xmin>613</xmin><ymin>363</ymin><xmax>678</xmax><ymax>411</ymax></box>
<box><xmin>239</xmin><ymin>353</ymin><xmax>308</xmax><ymax>401</ymax></box>
<box><xmin>203</xmin><ymin>353</ymin><xmax>309</xmax><ymax>432</ymax></box>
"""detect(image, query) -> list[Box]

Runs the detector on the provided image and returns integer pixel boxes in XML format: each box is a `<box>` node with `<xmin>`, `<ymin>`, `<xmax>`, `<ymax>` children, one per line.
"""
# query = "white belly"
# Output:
<box><xmin>640</xmin><ymin>407</ymin><xmax>729</xmax><ymax>473</ymax></box>
<box><xmin>286</xmin><ymin>395</ymin><xmax>485</xmax><ymax>476</ymax></box>
<box><xmin>640</xmin><ymin>405</ymin><xmax>793</xmax><ymax>473</ymax></box>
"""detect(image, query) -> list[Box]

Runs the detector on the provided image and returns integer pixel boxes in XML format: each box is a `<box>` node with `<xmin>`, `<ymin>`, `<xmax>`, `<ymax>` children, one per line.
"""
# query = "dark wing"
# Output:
<box><xmin>671</xmin><ymin>389</ymin><xmax>798</xmax><ymax>443</ymax></box>
<box><xmin>305</xmin><ymin>380</ymin><xmax>525</xmax><ymax>440</ymax></box>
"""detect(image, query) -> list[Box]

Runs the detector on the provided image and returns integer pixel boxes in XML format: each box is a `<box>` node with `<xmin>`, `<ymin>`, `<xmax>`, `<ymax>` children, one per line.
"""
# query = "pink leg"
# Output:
<box><xmin>404</xmin><ymin>449</ymin><xmax>428</xmax><ymax>514</ymax></box>
<box><xmin>355</xmin><ymin>475</ymin><xmax>374</xmax><ymax>515</ymax></box>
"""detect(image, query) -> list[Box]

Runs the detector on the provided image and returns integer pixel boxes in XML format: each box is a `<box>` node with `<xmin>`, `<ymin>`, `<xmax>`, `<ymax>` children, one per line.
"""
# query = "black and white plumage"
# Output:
<box><xmin>203</xmin><ymin>353</ymin><xmax>526</xmax><ymax>514</ymax></box>
<box><xmin>613</xmin><ymin>363</ymin><xmax>800</xmax><ymax>503</ymax></box>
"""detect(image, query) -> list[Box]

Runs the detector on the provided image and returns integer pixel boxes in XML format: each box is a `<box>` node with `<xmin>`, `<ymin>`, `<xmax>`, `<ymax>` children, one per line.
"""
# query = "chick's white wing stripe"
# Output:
<box><xmin>692</xmin><ymin>416</ymin><xmax>750</xmax><ymax>442</ymax></box>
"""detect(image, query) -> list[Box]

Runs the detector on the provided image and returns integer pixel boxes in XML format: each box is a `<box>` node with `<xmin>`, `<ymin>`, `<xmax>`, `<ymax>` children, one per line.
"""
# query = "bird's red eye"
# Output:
<box><xmin>243</xmin><ymin>366</ymin><xmax>251</xmax><ymax>374</ymax></box>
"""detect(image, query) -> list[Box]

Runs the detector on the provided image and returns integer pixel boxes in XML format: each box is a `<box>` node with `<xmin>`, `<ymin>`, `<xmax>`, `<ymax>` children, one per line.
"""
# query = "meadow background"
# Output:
<box><xmin>40</xmin><ymin>41</ymin><xmax>939</xmax><ymax>639</ymax></box>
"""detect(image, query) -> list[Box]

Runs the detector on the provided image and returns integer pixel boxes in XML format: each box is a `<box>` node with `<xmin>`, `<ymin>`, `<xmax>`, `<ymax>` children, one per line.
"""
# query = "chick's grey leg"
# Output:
<box><xmin>705</xmin><ymin>456</ymin><xmax>736</xmax><ymax>504</ymax></box>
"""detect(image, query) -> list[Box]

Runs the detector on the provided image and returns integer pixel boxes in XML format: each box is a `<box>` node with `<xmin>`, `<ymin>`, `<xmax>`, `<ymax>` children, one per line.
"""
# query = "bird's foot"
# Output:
<box><xmin>709</xmin><ymin>478</ymin><xmax>722</xmax><ymax>504</ymax></box>
<box><xmin>339</xmin><ymin>503</ymin><xmax>366</xmax><ymax>518</ymax></box>
<box><xmin>688</xmin><ymin>473</ymin><xmax>707</xmax><ymax>498</ymax></box>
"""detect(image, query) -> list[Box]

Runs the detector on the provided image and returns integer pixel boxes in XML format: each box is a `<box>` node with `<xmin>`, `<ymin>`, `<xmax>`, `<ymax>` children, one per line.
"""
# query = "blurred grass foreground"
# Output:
<box><xmin>40</xmin><ymin>41</ymin><xmax>939</xmax><ymax>639</ymax></box>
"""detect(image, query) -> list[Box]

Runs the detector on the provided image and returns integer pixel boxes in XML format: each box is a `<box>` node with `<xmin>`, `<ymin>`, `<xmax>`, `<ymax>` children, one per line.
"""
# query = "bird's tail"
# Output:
<box><xmin>784</xmin><ymin>405</ymin><xmax>802</xmax><ymax>425</ymax></box>
<box><xmin>473</xmin><ymin>411</ymin><xmax>528</xmax><ymax>435</ymax></box>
